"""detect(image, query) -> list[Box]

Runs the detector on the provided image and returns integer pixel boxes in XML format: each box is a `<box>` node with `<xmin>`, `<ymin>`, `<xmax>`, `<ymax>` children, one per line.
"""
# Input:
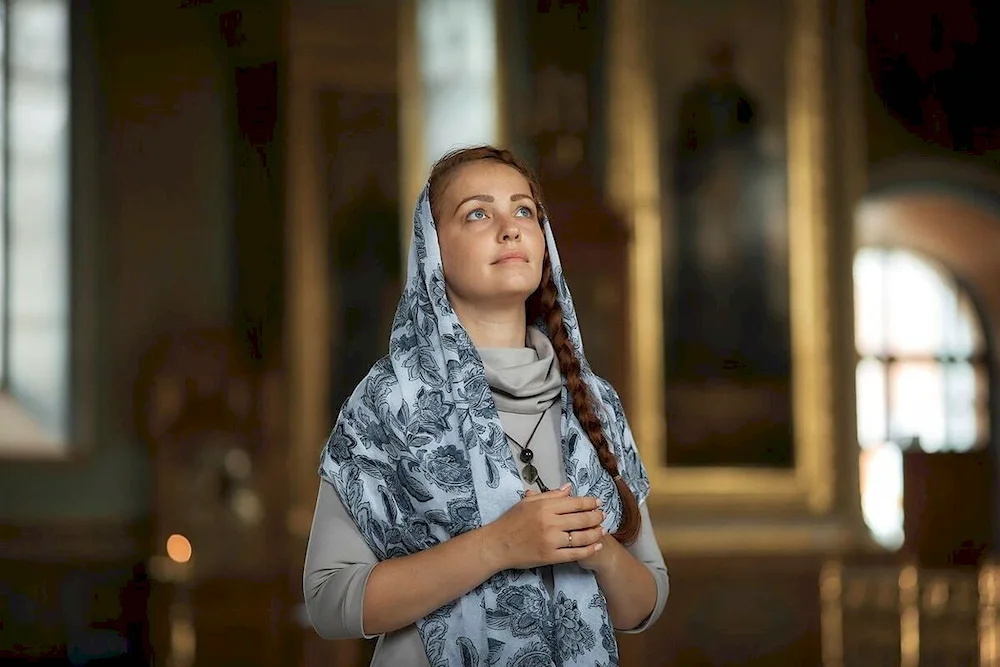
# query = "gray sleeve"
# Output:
<box><xmin>302</xmin><ymin>479</ymin><xmax>380</xmax><ymax>640</ymax></box>
<box><xmin>617</xmin><ymin>502</ymin><xmax>669</xmax><ymax>634</ymax></box>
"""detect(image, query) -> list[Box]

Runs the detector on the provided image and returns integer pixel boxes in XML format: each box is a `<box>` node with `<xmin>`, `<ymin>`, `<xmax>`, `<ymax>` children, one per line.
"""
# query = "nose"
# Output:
<box><xmin>498</xmin><ymin>218</ymin><xmax>521</xmax><ymax>243</ymax></box>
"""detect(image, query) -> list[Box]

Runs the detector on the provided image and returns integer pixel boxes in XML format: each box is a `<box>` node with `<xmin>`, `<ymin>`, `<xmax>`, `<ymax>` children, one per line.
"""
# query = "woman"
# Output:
<box><xmin>304</xmin><ymin>146</ymin><xmax>668</xmax><ymax>666</ymax></box>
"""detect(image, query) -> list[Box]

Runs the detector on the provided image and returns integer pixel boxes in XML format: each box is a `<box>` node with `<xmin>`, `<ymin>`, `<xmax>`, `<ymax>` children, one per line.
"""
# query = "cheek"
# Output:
<box><xmin>446</xmin><ymin>230</ymin><xmax>495</xmax><ymax>264</ymax></box>
<box><xmin>438</xmin><ymin>232</ymin><xmax>479</xmax><ymax>284</ymax></box>
<box><xmin>527</xmin><ymin>225</ymin><xmax>546</xmax><ymax>258</ymax></box>
<box><xmin>438</xmin><ymin>240</ymin><xmax>460</xmax><ymax>280</ymax></box>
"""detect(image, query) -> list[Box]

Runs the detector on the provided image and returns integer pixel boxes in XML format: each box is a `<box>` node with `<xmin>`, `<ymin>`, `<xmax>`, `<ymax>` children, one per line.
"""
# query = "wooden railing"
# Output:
<box><xmin>821</xmin><ymin>560</ymin><xmax>1000</xmax><ymax>667</ymax></box>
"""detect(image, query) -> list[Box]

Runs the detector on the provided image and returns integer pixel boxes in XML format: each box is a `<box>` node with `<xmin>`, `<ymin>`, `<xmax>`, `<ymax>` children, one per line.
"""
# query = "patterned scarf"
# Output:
<box><xmin>319</xmin><ymin>184</ymin><xmax>650</xmax><ymax>667</ymax></box>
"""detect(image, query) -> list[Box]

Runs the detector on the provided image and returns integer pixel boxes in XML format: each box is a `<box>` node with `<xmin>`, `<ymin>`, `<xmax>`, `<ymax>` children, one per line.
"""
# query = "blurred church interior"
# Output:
<box><xmin>1</xmin><ymin>0</ymin><xmax>999</xmax><ymax>665</ymax></box>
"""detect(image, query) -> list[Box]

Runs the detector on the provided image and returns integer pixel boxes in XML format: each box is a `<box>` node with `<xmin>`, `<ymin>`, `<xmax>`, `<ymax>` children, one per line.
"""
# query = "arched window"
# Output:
<box><xmin>854</xmin><ymin>246</ymin><xmax>991</xmax><ymax>550</ymax></box>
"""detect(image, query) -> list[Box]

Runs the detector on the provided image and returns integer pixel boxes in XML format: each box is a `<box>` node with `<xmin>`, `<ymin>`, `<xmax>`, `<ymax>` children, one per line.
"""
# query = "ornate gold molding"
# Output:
<box><xmin>284</xmin><ymin>3</ymin><xmax>399</xmax><ymax>551</ymax></box>
<box><xmin>607</xmin><ymin>0</ymin><xmax>837</xmax><ymax>515</ymax></box>
<box><xmin>398</xmin><ymin>0</ymin><xmax>423</xmax><ymax>261</ymax></box>
<box><xmin>657</xmin><ymin>518</ymin><xmax>856</xmax><ymax>556</ymax></box>
<box><xmin>982</xmin><ymin>563</ymin><xmax>1000</xmax><ymax>667</ymax></box>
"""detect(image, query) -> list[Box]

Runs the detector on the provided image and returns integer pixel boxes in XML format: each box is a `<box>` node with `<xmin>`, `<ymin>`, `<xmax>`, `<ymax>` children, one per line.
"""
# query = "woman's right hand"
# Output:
<box><xmin>481</xmin><ymin>483</ymin><xmax>606</xmax><ymax>571</ymax></box>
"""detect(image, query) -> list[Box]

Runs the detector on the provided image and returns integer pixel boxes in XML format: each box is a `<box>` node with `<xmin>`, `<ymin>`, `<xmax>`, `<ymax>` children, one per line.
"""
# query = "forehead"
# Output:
<box><xmin>443</xmin><ymin>160</ymin><xmax>531</xmax><ymax>199</ymax></box>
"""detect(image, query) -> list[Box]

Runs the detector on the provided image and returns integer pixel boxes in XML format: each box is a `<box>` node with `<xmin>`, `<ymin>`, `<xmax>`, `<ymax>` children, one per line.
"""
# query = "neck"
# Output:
<box><xmin>450</xmin><ymin>298</ymin><xmax>527</xmax><ymax>349</ymax></box>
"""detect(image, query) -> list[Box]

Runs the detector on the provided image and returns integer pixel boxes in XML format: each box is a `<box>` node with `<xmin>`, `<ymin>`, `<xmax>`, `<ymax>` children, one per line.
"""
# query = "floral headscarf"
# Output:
<box><xmin>319</xmin><ymin>184</ymin><xmax>649</xmax><ymax>666</ymax></box>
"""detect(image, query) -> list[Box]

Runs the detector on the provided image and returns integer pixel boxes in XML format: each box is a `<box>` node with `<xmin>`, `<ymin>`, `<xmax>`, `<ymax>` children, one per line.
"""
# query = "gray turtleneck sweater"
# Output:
<box><xmin>303</xmin><ymin>328</ymin><xmax>669</xmax><ymax>666</ymax></box>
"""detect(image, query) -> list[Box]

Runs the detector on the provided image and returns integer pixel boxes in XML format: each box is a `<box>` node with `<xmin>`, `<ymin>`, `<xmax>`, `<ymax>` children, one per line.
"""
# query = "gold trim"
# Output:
<box><xmin>981</xmin><ymin>563</ymin><xmax>1000</xmax><ymax>667</ymax></box>
<box><xmin>832</xmin><ymin>0</ymin><xmax>870</xmax><ymax>541</ymax></box>
<box><xmin>285</xmin><ymin>75</ymin><xmax>327</xmax><ymax>543</ymax></box>
<box><xmin>655</xmin><ymin>518</ymin><xmax>856</xmax><ymax>556</ymax></box>
<box><xmin>284</xmin><ymin>3</ymin><xmax>399</xmax><ymax>545</ymax></box>
<box><xmin>609</xmin><ymin>0</ymin><xmax>835</xmax><ymax>513</ymax></box>
<box><xmin>819</xmin><ymin>561</ymin><xmax>844</xmax><ymax>667</ymax></box>
<box><xmin>285</xmin><ymin>62</ymin><xmax>331</xmax><ymax>544</ymax></box>
<box><xmin>398</xmin><ymin>0</ymin><xmax>423</xmax><ymax>262</ymax></box>
<box><xmin>899</xmin><ymin>564</ymin><xmax>920</xmax><ymax>667</ymax></box>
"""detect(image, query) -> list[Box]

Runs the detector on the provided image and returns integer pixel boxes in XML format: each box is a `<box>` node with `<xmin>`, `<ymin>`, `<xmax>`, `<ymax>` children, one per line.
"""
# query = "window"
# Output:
<box><xmin>854</xmin><ymin>247</ymin><xmax>990</xmax><ymax>549</ymax></box>
<box><xmin>416</xmin><ymin>0</ymin><xmax>498</xmax><ymax>164</ymax></box>
<box><xmin>0</xmin><ymin>0</ymin><xmax>71</xmax><ymax>451</ymax></box>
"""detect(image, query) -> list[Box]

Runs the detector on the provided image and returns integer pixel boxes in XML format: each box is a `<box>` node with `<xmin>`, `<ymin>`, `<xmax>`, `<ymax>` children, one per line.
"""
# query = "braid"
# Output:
<box><xmin>528</xmin><ymin>255</ymin><xmax>642</xmax><ymax>545</ymax></box>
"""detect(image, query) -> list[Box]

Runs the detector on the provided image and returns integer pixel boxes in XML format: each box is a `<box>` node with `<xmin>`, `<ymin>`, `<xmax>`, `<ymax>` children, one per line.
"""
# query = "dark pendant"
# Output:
<box><xmin>522</xmin><ymin>464</ymin><xmax>538</xmax><ymax>484</ymax></box>
<box><xmin>519</xmin><ymin>448</ymin><xmax>534</xmax><ymax>463</ymax></box>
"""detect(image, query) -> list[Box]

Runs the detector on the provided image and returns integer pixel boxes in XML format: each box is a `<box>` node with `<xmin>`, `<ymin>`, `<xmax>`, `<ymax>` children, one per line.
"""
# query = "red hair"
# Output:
<box><xmin>428</xmin><ymin>146</ymin><xmax>642</xmax><ymax>545</ymax></box>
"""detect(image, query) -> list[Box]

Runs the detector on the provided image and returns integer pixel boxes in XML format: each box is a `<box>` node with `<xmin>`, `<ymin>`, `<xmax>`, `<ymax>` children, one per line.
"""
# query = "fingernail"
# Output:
<box><xmin>595</xmin><ymin>543</ymin><xmax>604</xmax><ymax>551</ymax></box>
<box><xmin>560</xmin><ymin>483</ymin><xmax>571</xmax><ymax>491</ymax></box>
<box><xmin>601</xmin><ymin>527</ymin><xmax>607</xmax><ymax>535</ymax></box>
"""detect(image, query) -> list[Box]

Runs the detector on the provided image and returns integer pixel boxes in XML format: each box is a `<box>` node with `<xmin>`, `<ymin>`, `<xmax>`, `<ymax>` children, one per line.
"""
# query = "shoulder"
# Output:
<box><xmin>343</xmin><ymin>355</ymin><xmax>398</xmax><ymax>412</ymax></box>
<box><xmin>368</xmin><ymin>355</ymin><xmax>397</xmax><ymax>387</ymax></box>
<box><xmin>321</xmin><ymin>356</ymin><xmax>398</xmax><ymax>475</ymax></box>
<box><xmin>365</xmin><ymin>355</ymin><xmax>397</xmax><ymax>388</ymax></box>
<box><xmin>328</xmin><ymin>356</ymin><xmax>398</xmax><ymax>446</ymax></box>
<box><xmin>583</xmin><ymin>376</ymin><xmax>651</xmax><ymax>500</ymax></box>
<box><xmin>590</xmin><ymin>375</ymin><xmax>651</xmax><ymax>503</ymax></box>
<box><xmin>588</xmin><ymin>374</ymin><xmax>627</xmax><ymax>417</ymax></box>
<box><xmin>589</xmin><ymin>373</ymin><xmax>617</xmax><ymax>396</ymax></box>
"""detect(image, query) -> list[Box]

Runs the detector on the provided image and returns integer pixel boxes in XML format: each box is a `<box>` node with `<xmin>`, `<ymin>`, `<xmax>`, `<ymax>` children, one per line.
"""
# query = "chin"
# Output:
<box><xmin>502</xmin><ymin>273</ymin><xmax>542</xmax><ymax>293</ymax></box>
<box><xmin>479</xmin><ymin>282</ymin><xmax>538</xmax><ymax>306</ymax></box>
<box><xmin>491</xmin><ymin>265</ymin><xmax>540</xmax><ymax>286</ymax></box>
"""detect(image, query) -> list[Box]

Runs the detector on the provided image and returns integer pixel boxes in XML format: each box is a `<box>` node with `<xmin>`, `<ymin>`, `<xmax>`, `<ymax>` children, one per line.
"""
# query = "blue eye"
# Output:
<box><xmin>466</xmin><ymin>208</ymin><xmax>487</xmax><ymax>222</ymax></box>
<box><xmin>514</xmin><ymin>206</ymin><xmax>534</xmax><ymax>218</ymax></box>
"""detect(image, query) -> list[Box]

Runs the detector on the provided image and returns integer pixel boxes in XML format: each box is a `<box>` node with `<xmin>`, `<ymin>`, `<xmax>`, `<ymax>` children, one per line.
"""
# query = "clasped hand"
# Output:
<box><xmin>482</xmin><ymin>483</ymin><xmax>608</xmax><ymax>572</ymax></box>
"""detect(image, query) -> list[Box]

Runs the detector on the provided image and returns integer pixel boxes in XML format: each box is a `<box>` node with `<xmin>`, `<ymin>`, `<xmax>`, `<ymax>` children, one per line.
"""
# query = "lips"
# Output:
<box><xmin>493</xmin><ymin>252</ymin><xmax>529</xmax><ymax>264</ymax></box>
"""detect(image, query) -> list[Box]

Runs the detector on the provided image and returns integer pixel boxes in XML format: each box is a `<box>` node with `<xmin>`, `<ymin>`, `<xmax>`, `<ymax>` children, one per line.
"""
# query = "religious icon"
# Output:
<box><xmin>658</xmin><ymin>26</ymin><xmax>794</xmax><ymax>468</ymax></box>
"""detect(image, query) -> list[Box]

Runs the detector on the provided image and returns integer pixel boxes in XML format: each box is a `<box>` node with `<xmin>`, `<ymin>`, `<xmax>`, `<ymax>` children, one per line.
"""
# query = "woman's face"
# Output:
<box><xmin>435</xmin><ymin>160</ymin><xmax>545</xmax><ymax>312</ymax></box>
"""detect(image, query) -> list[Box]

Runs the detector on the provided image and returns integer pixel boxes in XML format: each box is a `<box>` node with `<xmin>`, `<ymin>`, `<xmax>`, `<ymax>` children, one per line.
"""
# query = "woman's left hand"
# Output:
<box><xmin>576</xmin><ymin>533</ymin><xmax>618</xmax><ymax>572</ymax></box>
<box><xmin>524</xmin><ymin>489</ymin><xmax>617</xmax><ymax>573</ymax></box>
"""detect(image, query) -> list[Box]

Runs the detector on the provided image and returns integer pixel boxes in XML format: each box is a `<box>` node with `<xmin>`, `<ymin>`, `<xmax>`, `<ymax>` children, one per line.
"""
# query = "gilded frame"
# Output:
<box><xmin>606</xmin><ymin>0</ymin><xmax>835</xmax><ymax>514</ymax></box>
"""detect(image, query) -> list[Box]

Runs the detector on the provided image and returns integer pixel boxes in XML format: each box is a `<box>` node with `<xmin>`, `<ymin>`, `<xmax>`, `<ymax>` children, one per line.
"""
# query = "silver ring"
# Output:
<box><xmin>567</xmin><ymin>532</ymin><xmax>573</xmax><ymax>548</ymax></box>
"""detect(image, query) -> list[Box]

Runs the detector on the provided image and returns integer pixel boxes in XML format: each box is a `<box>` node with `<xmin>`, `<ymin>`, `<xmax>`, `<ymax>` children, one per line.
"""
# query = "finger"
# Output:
<box><xmin>522</xmin><ymin>483</ymin><xmax>571</xmax><ymax>502</ymax></box>
<box><xmin>547</xmin><ymin>495</ymin><xmax>600</xmax><ymax>514</ymax></box>
<box><xmin>562</xmin><ymin>526</ymin><xmax>605</xmax><ymax>549</ymax></box>
<box><xmin>553</xmin><ymin>541</ymin><xmax>604</xmax><ymax>564</ymax></box>
<box><xmin>559</xmin><ymin>508</ymin><xmax>605</xmax><ymax>532</ymax></box>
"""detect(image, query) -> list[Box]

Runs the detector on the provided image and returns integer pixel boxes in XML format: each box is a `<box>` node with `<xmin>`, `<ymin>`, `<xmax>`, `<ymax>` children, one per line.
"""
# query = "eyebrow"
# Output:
<box><xmin>454</xmin><ymin>193</ymin><xmax>536</xmax><ymax>214</ymax></box>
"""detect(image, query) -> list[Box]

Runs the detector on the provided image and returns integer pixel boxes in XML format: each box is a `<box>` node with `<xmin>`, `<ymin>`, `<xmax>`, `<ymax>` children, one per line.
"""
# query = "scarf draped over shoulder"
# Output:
<box><xmin>319</xmin><ymin>185</ymin><xmax>650</xmax><ymax>667</ymax></box>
